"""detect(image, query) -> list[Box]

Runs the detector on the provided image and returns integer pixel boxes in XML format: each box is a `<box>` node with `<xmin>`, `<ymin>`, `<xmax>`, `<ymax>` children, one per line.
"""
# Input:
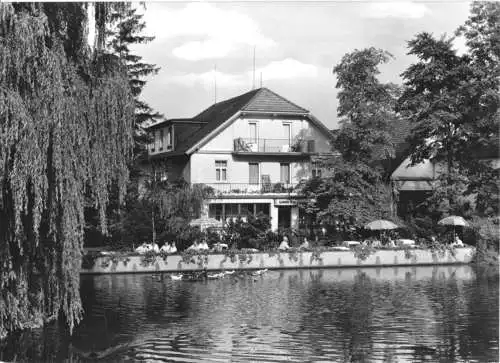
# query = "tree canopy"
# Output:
<box><xmin>301</xmin><ymin>48</ymin><xmax>399</xmax><ymax>234</ymax></box>
<box><xmin>333</xmin><ymin>47</ymin><xmax>400</xmax><ymax>167</ymax></box>
<box><xmin>0</xmin><ymin>3</ymin><xmax>134</xmax><ymax>337</ymax></box>
<box><xmin>397</xmin><ymin>2</ymin><xmax>500</xmax><ymax>216</ymax></box>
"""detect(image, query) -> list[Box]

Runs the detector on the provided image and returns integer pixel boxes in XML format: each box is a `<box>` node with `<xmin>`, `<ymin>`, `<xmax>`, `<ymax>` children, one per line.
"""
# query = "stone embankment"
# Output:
<box><xmin>81</xmin><ymin>247</ymin><xmax>475</xmax><ymax>275</ymax></box>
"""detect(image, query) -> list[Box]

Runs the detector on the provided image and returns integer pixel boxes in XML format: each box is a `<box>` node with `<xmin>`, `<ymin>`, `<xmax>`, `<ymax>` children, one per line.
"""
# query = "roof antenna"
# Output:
<box><xmin>252</xmin><ymin>46</ymin><xmax>256</xmax><ymax>90</ymax></box>
<box><xmin>214</xmin><ymin>64</ymin><xmax>217</xmax><ymax>104</ymax></box>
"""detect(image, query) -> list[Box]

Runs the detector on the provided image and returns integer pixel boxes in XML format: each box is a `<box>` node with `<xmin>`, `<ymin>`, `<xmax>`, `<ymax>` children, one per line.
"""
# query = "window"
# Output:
<box><xmin>159</xmin><ymin>129</ymin><xmax>164</xmax><ymax>150</ymax></box>
<box><xmin>249</xmin><ymin>122</ymin><xmax>257</xmax><ymax>142</ymax></box>
<box><xmin>249</xmin><ymin>163</ymin><xmax>259</xmax><ymax>184</ymax></box>
<box><xmin>241</xmin><ymin>203</ymin><xmax>254</xmax><ymax>216</ymax></box>
<box><xmin>155</xmin><ymin>130</ymin><xmax>162</xmax><ymax>151</ymax></box>
<box><xmin>280</xmin><ymin>163</ymin><xmax>290</xmax><ymax>184</ymax></box>
<box><xmin>312</xmin><ymin>161</ymin><xmax>322</xmax><ymax>178</ymax></box>
<box><xmin>209</xmin><ymin>204</ymin><xmax>223</xmax><ymax>221</ymax></box>
<box><xmin>215</xmin><ymin>160</ymin><xmax>227</xmax><ymax>181</ymax></box>
<box><xmin>224</xmin><ymin>203</ymin><xmax>239</xmax><ymax>220</ymax></box>
<box><xmin>256</xmin><ymin>203</ymin><xmax>270</xmax><ymax>216</ymax></box>
<box><xmin>307</xmin><ymin>140</ymin><xmax>315</xmax><ymax>153</ymax></box>
<box><xmin>166</xmin><ymin>127</ymin><xmax>173</xmax><ymax>149</ymax></box>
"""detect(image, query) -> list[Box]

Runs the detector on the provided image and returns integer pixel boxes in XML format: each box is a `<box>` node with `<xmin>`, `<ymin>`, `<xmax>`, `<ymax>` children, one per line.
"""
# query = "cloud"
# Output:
<box><xmin>170</xmin><ymin>70</ymin><xmax>242</xmax><ymax>89</ymax></box>
<box><xmin>169</xmin><ymin>58</ymin><xmax>319</xmax><ymax>89</ymax></box>
<box><xmin>142</xmin><ymin>3</ymin><xmax>275</xmax><ymax>61</ymax></box>
<box><xmin>173</xmin><ymin>39</ymin><xmax>235</xmax><ymax>61</ymax></box>
<box><xmin>257</xmin><ymin>58</ymin><xmax>319</xmax><ymax>80</ymax></box>
<box><xmin>363</xmin><ymin>2</ymin><xmax>430</xmax><ymax>19</ymax></box>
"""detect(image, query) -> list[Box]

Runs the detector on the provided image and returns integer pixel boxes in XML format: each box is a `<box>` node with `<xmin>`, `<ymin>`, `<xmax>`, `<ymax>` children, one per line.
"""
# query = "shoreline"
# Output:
<box><xmin>81</xmin><ymin>246</ymin><xmax>476</xmax><ymax>275</ymax></box>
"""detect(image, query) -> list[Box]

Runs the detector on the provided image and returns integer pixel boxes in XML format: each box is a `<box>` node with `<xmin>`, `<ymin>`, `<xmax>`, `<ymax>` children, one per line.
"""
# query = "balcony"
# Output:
<box><xmin>193</xmin><ymin>182</ymin><xmax>301</xmax><ymax>198</ymax></box>
<box><xmin>233</xmin><ymin>138</ymin><xmax>315</xmax><ymax>154</ymax></box>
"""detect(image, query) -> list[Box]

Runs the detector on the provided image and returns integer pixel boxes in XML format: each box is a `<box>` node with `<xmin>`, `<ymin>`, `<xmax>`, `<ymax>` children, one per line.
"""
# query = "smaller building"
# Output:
<box><xmin>391</xmin><ymin>140</ymin><xmax>500</xmax><ymax>217</ymax></box>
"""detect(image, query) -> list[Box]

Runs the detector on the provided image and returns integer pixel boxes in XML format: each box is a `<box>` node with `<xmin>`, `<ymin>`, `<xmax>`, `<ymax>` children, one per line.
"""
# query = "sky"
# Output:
<box><xmin>132</xmin><ymin>1</ymin><xmax>472</xmax><ymax>129</ymax></box>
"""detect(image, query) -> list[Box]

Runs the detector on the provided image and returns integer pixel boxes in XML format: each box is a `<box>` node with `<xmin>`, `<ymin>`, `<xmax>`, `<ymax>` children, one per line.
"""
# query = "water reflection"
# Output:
<box><xmin>0</xmin><ymin>266</ymin><xmax>498</xmax><ymax>362</ymax></box>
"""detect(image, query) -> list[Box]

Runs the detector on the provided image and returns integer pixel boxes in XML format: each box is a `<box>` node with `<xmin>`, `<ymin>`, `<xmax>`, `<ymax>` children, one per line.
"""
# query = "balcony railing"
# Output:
<box><xmin>193</xmin><ymin>182</ymin><xmax>300</xmax><ymax>197</ymax></box>
<box><xmin>233</xmin><ymin>138</ymin><xmax>315</xmax><ymax>153</ymax></box>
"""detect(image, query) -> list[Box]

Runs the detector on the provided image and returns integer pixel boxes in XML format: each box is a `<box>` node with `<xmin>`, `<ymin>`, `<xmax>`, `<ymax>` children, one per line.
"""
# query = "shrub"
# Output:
<box><xmin>221</xmin><ymin>212</ymin><xmax>271</xmax><ymax>249</ymax></box>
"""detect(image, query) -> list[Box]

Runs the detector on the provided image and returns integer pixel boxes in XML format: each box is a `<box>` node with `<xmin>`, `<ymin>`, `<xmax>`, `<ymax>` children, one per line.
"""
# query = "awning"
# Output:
<box><xmin>391</xmin><ymin>158</ymin><xmax>436</xmax><ymax>180</ymax></box>
<box><xmin>394</xmin><ymin>180</ymin><xmax>434</xmax><ymax>191</ymax></box>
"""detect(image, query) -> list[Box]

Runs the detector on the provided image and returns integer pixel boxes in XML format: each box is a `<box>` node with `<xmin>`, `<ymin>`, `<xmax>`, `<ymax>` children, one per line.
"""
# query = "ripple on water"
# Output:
<box><xmin>0</xmin><ymin>266</ymin><xmax>498</xmax><ymax>363</ymax></box>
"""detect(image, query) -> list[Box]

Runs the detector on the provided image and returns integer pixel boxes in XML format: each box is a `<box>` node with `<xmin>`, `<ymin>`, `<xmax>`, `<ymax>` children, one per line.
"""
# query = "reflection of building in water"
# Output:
<box><xmin>75</xmin><ymin>266</ymin><xmax>488</xmax><ymax>362</ymax></box>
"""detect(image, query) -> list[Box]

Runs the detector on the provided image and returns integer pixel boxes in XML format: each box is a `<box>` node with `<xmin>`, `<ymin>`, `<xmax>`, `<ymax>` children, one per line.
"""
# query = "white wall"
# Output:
<box><xmin>188</xmin><ymin>114</ymin><xmax>331</xmax><ymax>185</ymax></box>
<box><xmin>200</xmin><ymin>115</ymin><xmax>331</xmax><ymax>153</ymax></box>
<box><xmin>190</xmin><ymin>153</ymin><xmax>312</xmax><ymax>185</ymax></box>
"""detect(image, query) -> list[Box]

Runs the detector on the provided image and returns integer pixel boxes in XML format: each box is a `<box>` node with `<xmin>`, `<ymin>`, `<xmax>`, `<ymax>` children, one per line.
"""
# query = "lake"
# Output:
<box><xmin>0</xmin><ymin>266</ymin><xmax>498</xmax><ymax>362</ymax></box>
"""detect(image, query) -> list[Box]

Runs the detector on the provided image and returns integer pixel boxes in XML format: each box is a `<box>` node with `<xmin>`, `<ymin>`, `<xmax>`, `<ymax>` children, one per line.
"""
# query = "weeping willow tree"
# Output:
<box><xmin>0</xmin><ymin>3</ymin><xmax>134</xmax><ymax>338</ymax></box>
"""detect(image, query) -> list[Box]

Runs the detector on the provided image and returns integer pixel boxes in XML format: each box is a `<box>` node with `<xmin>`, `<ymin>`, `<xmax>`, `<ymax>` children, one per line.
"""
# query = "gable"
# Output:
<box><xmin>173</xmin><ymin>87</ymin><xmax>329</xmax><ymax>155</ymax></box>
<box><xmin>241</xmin><ymin>88</ymin><xmax>308</xmax><ymax>114</ymax></box>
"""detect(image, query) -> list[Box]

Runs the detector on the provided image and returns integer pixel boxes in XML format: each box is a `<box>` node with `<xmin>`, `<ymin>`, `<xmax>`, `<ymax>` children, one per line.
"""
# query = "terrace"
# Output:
<box><xmin>193</xmin><ymin>182</ymin><xmax>300</xmax><ymax>197</ymax></box>
<box><xmin>233</xmin><ymin>138</ymin><xmax>315</xmax><ymax>154</ymax></box>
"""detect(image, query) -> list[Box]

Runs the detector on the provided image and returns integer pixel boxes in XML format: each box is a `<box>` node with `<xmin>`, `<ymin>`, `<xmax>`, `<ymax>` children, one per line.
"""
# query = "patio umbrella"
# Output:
<box><xmin>438</xmin><ymin>215</ymin><xmax>468</xmax><ymax>239</ymax></box>
<box><xmin>364</xmin><ymin>220</ymin><xmax>399</xmax><ymax>230</ymax></box>
<box><xmin>189</xmin><ymin>217</ymin><xmax>222</xmax><ymax>231</ymax></box>
<box><xmin>438</xmin><ymin>215</ymin><xmax>468</xmax><ymax>227</ymax></box>
<box><xmin>364</xmin><ymin>220</ymin><xmax>399</xmax><ymax>244</ymax></box>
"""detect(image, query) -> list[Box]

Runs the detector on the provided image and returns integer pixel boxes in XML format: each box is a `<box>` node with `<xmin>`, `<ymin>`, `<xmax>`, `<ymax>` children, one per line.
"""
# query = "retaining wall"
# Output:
<box><xmin>81</xmin><ymin>247</ymin><xmax>475</xmax><ymax>275</ymax></box>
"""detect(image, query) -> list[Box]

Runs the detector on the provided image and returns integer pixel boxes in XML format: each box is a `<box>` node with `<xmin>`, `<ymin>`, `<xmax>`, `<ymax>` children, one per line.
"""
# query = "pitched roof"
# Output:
<box><xmin>176</xmin><ymin>88</ymin><xmax>261</xmax><ymax>153</ymax></box>
<box><xmin>148</xmin><ymin>118</ymin><xmax>205</xmax><ymax>130</ymax></box>
<box><xmin>177</xmin><ymin>87</ymin><xmax>313</xmax><ymax>154</ymax></box>
<box><xmin>241</xmin><ymin>88</ymin><xmax>308</xmax><ymax>114</ymax></box>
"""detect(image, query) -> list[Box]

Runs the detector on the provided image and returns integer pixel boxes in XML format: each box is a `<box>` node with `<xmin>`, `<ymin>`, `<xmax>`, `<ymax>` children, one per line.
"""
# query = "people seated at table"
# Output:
<box><xmin>212</xmin><ymin>241</ymin><xmax>228</xmax><ymax>252</ymax></box>
<box><xmin>198</xmin><ymin>239</ymin><xmax>209</xmax><ymax>251</ymax></box>
<box><xmin>299</xmin><ymin>237</ymin><xmax>309</xmax><ymax>249</ymax></box>
<box><xmin>135</xmin><ymin>242</ymin><xmax>159</xmax><ymax>254</ymax></box>
<box><xmin>386</xmin><ymin>239</ymin><xmax>396</xmax><ymax>248</ymax></box>
<box><xmin>279</xmin><ymin>236</ymin><xmax>290</xmax><ymax>250</ymax></box>
<box><xmin>188</xmin><ymin>239</ymin><xmax>209</xmax><ymax>251</ymax></box>
<box><xmin>187</xmin><ymin>240</ymin><xmax>201</xmax><ymax>251</ymax></box>
<box><xmin>160</xmin><ymin>241</ymin><xmax>177</xmax><ymax>254</ymax></box>
<box><xmin>452</xmin><ymin>235</ymin><xmax>464</xmax><ymax>246</ymax></box>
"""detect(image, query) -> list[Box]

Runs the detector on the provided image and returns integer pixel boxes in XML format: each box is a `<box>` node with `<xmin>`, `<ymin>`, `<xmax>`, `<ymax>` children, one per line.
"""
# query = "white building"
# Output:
<box><xmin>146</xmin><ymin>88</ymin><xmax>334</xmax><ymax>231</ymax></box>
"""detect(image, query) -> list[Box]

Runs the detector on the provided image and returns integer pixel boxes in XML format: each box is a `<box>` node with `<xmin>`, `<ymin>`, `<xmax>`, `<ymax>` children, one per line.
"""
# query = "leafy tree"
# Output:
<box><xmin>301</xmin><ymin>160</ymin><xmax>394</xmax><ymax>236</ymax></box>
<box><xmin>333</xmin><ymin>47</ymin><xmax>400</xmax><ymax>169</ymax></box>
<box><xmin>222</xmin><ymin>212</ymin><xmax>271</xmax><ymax>250</ymax></box>
<box><xmin>0</xmin><ymin>3</ymin><xmax>134</xmax><ymax>337</ymax></box>
<box><xmin>398</xmin><ymin>3</ymin><xmax>499</xmax><ymax>216</ymax></box>
<box><xmin>84</xmin><ymin>5</ymin><xmax>164</xmax><ymax>247</ymax></box>
<box><xmin>456</xmin><ymin>2</ymin><xmax>500</xmax><ymax>216</ymax></box>
<box><xmin>117</xmin><ymin>180</ymin><xmax>212</xmax><ymax>249</ymax></box>
<box><xmin>301</xmin><ymin>48</ymin><xmax>399</xmax><ymax>233</ymax></box>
